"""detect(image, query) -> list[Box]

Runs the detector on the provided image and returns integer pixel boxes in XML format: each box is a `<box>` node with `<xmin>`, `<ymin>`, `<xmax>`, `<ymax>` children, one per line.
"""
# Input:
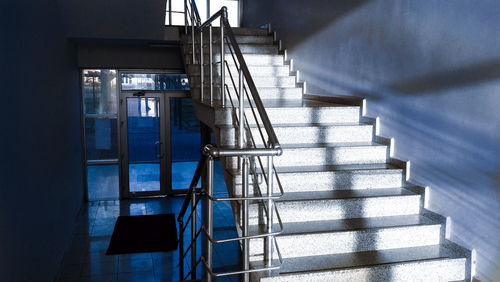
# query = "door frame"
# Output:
<box><xmin>117</xmin><ymin>69</ymin><xmax>193</xmax><ymax>198</ymax></box>
<box><xmin>119</xmin><ymin>92</ymin><xmax>169</xmax><ymax>198</ymax></box>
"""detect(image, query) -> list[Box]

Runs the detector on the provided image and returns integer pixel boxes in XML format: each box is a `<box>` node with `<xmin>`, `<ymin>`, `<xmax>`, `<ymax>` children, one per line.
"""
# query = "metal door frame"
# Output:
<box><xmin>118</xmin><ymin>69</ymin><xmax>194</xmax><ymax>197</ymax></box>
<box><xmin>119</xmin><ymin>92</ymin><xmax>169</xmax><ymax>198</ymax></box>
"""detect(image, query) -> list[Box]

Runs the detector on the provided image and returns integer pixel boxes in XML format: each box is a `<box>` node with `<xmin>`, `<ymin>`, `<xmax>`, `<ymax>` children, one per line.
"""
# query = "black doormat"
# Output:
<box><xmin>106</xmin><ymin>214</ymin><xmax>178</xmax><ymax>255</ymax></box>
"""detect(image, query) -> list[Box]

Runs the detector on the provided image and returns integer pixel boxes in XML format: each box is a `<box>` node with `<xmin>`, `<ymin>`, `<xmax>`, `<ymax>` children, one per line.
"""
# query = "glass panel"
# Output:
<box><xmin>165</xmin><ymin>12</ymin><xmax>186</xmax><ymax>26</ymax></box>
<box><xmin>83</xmin><ymin>69</ymin><xmax>118</xmax><ymax>115</ymax></box>
<box><xmin>127</xmin><ymin>97</ymin><xmax>161</xmax><ymax>192</ymax></box>
<box><xmin>85</xmin><ymin>117</ymin><xmax>118</xmax><ymax>161</ymax></box>
<box><xmin>210</xmin><ymin>0</ymin><xmax>239</xmax><ymax>27</ymax></box>
<box><xmin>121</xmin><ymin>73</ymin><xmax>189</xmax><ymax>91</ymax></box>
<box><xmin>171</xmin><ymin>97</ymin><xmax>201</xmax><ymax>190</ymax></box>
<box><xmin>87</xmin><ymin>164</ymin><xmax>119</xmax><ymax>201</ymax></box>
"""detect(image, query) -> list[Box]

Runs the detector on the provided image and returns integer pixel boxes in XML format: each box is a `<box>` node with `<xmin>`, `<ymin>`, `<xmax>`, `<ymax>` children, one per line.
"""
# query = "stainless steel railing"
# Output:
<box><xmin>177</xmin><ymin>1</ymin><xmax>284</xmax><ymax>281</ymax></box>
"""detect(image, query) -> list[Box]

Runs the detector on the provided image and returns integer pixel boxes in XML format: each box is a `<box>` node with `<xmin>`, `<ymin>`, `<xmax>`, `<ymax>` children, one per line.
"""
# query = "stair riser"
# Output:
<box><xmin>253</xmin><ymin>125</ymin><xmax>374</xmax><ymax>145</ymax></box>
<box><xmin>187</xmin><ymin>54</ymin><xmax>284</xmax><ymax>66</ymax></box>
<box><xmin>187</xmin><ymin>64</ymin><xmax>291</xmax><ymax>77</ymax></box>
<box><xmin>230</xmin><ymin>170</ymin><xmax>404</xmax><ymax>195</ymax></box>
<box><xmin>190</xmin><ymin>76</ymin><xmax>296</xmax><ymax>88</ymax></box>
<box><xmin>249</xmin><ymin>225</ymin><xmax>441</xmax><ymax>259</ymax></box>
<box><xmin>183</xmin><ymin>35</ymin><xmax>274</xmax><ymax>44</ymax></box>
<box><xmin>225</xmin><ymin>146</ymin><xmax>388</xmax><ymax>169</ymax></box>
<box><xmin>246</xmin><ymin>107</ymin><xmax>360</xmax><ymax>125</ymax></box>
<box><xmin>248</xmin><ymin>195</ymin><xmax>421</xmax><ymax>225</ymax></box>
<box><xmin>257</xmin><ymin>258</ymin><xmax>466</xmax><ymax>282</ymax></box>
<box><xmin>192</xmin><ymin>87</ymin><xmax>302</xmax><ymax>102</ymax></box>
<box><xmin>184</xmin><ymin>44</ymin><xmax>279</xmax><ymax>55</ymax></box>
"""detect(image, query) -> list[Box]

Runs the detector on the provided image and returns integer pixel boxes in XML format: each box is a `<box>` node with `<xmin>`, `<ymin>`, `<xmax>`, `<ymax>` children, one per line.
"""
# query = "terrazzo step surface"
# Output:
<box><xmin>184</xmin><ymin>44</ymin><xmax>279</xmax><ymax>54</ymax></box>
<box><xmin>228</xmin><ymin>164</ymin><xmax>404</xmax><ymax>195</ymax></box>
<box><xmin>248</xmin><ymin>188</ymin><xmax>421</xmax><ymax>225</ymax></box>
<box><xmin>248</xmin><ymin>214</ymin><xmax>441</xmax><ymax>260</ymax></box>
<box><xmin>251</xmin><ymin>241</ymin><xmax>468</xmax><ymax>282</ymax></box>
<box><xmin>186</xmin><ymin>64</ymin><xmax>291</xmax><ymax>77</ymax></box>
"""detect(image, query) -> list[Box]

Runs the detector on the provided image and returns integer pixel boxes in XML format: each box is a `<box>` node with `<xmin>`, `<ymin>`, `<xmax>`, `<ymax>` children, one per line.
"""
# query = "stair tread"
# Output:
<box><xmin>249</xmin><ymin>122</ymin><xmax>372</xmax><ymax>128</ymax></box>
<box><xmin>275</xmin><ymin>188</ymin><xmax>417</xmax><ymax>202</ymax></box>
<box><xmin>227</xmin><ymin>163</ymin><xmax>401</xmax><ymax>176</ymax></box>
<box><xmin>249</xmin><ymin>214</ymin><xmax>439</xmax><ymax>236</ymax></box>
<box><xmin>279</xmin><ymin>141</ymin><xmax>386</xmax><ymax>149</ymax></box>
<box><xmin>258</xmin><ymin>242</ymin><xmax>467</xmax><ymax>275</ymax></box>
<box><xmin>271</xmin><ymin>163</ymin><xmax>400</xmax><ymax>173</ymax></box>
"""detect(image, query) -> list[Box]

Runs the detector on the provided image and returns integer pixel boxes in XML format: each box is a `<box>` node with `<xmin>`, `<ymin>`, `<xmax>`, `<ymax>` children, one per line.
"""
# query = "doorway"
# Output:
<box><xmin>117</xmin><ymin>71</ymin><xmax>200</xmax><ymax>198</ymax></box>
<box><xmin>120</xmin><ymin>92</ymin><xmax>167</xmax><ymax>197</ymax></box>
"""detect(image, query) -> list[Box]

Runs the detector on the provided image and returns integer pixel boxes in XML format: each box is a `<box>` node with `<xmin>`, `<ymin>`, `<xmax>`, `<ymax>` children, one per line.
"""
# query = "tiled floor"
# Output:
<box><xmin>87</xmin><ymin>162</ymin><xmax>201</xmax><ymax>201</ymax></box>
<box><xmin>60</xmin><ymin>162</ymin><xmax>240</xmax><ymax>281</ymax></box>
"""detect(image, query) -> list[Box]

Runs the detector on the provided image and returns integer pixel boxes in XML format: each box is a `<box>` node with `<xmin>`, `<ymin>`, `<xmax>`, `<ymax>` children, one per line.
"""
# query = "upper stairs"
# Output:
<box><xmin>182</xmin><ymin>26</ymin><xmax>471</xmax><ymax>282</ymax></box>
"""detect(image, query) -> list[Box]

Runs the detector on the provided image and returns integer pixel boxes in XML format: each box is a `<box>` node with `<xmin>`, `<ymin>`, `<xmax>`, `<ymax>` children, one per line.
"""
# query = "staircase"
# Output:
<box><xmin>183</xmin><ymin>26</ymin><xmax>471</xmax><ymax>282</ymax></box>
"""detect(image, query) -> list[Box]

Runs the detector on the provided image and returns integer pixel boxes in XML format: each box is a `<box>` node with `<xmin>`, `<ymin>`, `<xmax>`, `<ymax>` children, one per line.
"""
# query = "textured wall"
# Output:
<box><xmin>0</xmin><ymin>0</ymin><xmax>83</xmax><ymax>281</ymax></box>
<box><xmin>242</xmin><ymin>0</ymin><xmax>500</xmax><ymax>280</ymax></box>
<box><xmin>57</xmin><ymin>0</ymin><xmax>166</xmax><ymax>40</ymax></box>
<box><xmin>78</xmin><ymin>43</ymin><xmax>184</xmax><ymax>69</ymax></box>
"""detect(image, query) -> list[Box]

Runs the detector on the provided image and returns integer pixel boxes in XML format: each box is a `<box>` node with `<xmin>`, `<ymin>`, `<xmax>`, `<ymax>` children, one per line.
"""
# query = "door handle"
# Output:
<box><xmin>155</xmin><ymin>141</ymin><xmax>164</xmax><ymax>159</ymax></box>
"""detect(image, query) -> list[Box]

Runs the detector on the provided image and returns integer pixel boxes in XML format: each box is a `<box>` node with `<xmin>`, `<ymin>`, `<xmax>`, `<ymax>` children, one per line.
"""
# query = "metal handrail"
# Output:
<box><xmin>179</xmin><ymin>3</ymin><xmax>285</xmax><ymax>281</ymax></box>
<box><xmin>221</xmin><ymin>17</ymin><xmax>281</xmax><ymax>149</ymax></box>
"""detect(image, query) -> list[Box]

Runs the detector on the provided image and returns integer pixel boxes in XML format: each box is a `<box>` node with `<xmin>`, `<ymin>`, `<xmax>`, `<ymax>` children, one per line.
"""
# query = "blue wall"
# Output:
<box><xmin>243</xmin><ymin>0</ymin><xmax>500</xmax><ymax>280</ymax></box>
<box><xmin>0</xmin><ymin>0</ymin><xmax>83</xmax><ymax>280</ymax></box>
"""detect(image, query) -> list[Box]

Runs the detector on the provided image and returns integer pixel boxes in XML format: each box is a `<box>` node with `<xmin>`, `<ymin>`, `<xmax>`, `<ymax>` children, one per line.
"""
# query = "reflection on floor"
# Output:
<box><xmin>87</xmin><ymin>165</ymin><xmax>119</xmax><ymax>201</ymax></box>
<box><xmin>60</xmin><ymin>161</ymin><xmax>239</xmax><ymax>281</ymax></box>
<box><xmin>172</xmin><ymin>161</ymin><xmax>200</xmax><ymax>190</ymax></box>
<box><xmin>129</xmin><ymin>163</ymin><xmax>161</xmax><ymax>192</ymax></box>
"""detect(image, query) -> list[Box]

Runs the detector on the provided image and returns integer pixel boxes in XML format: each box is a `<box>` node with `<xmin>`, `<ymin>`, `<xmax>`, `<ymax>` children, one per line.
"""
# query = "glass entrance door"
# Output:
<box><xmin>120</xmin><ymin>93</ymin><xmax>167</xmax><ymax>197</ymax></box>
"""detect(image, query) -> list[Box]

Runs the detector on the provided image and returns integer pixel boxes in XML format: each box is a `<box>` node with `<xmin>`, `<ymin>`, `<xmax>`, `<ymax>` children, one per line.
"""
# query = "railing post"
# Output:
<box><xmin>168</xmin><ymin>0</ymin><xmax>172</xmax><ymax>25</ymax></box>
<box><xmin>205</xmin><ymin>156</ymin><xmax>214</xmax><ymax>282</ymax></box>
<box><xmin>191</xmin><ymin>188</ymin><xmax>197</xmax><ymax>280</ymax></box>
<box><xmin>241</xmin><ymin>157</ymin><xmax>250</xmax><ymax>282</ymax></box>
<box><xmin>238</xmin><ymin>69</ymin><xmax>245</xmax><ymax>170</ymax></box>
<box><xmin>178</xmin><ymin>220</ymin><xmax>184</xmax><ymax>281</ymax></box>
<box><xmin>184</xmin><ymin>0</ymin><xmax>188</xmax><ymax>34</ymax></box>
<box><xmin>220</xmin><ymin>10</ymin><xmax>225</xmax><ymax>107</ymax></box>
<box><xmin>265</xmin><ymin>154</ymin><xmax>274</xmax><ymax>266</ymax></box>
<box><xmin>191</xmin><ymin>2</ymin><xmax>195</xmax><ymax>67</ymax></box>
<box><xmin>209</xmin><ymin>24</ymin><xmax>213</xmax><ymax>105</ymax></box>
<box><xmin>200</xmin><ymin>28</ymin><xmax>204</xmax><ymax>102</ymax></box>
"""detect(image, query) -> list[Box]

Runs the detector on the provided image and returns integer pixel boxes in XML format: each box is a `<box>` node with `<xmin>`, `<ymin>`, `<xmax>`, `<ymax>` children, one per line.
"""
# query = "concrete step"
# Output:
<box><xmin>182</xmin><ymin>34</ymin><xmax>274</xmax><ymax>44</ymax></box>
<box><xmin>252</xmin><ymin>241</ymin><xmax>468</xmax><ymax>281</ymax></box>
<box><xmin>225</xmin><ymin>142</ymin><xmax>388</xmax><ymax>169</ymax></box>
<box><xmin>186</xmin><ymin>54</ymin><xmax>284</xmax><ymax>66</ymax></box>
<box><xmin>190</xmin><ymin>86</ymin><xmax>302</xmax><ymax>102</ymax></box>
<box><xmin>276</xmin><ymin>142</ymin><xmax>388</xmax><ymax>167</ymax></box>
<box><xmin>248</xmin><ymin>188</ymin><xmax>421</xmax><ymax>225</ymax></box>
<box><xmin>184</xmin><ymin>43</ymin><xmax>279</xmax><ymax>54</ymax></box>
<box><xmin>189</xmin><ymin>75</ymin><xmax>296</xmax><ymax>88</ymax></box>
<box><xmin>228</xmin><ymin>164</ymin><xmax>404</xmax><ymax>194</ymax></box>
<box><xmin>243</xmin><ymin>100</ymin><xmax>361</xmax><ymax>125</ymax></box>
<box><xmin>186</xmin><ymin>64</ymin><xmax>291</xmax><ymax>77</ymax></box>
<box><xmin>248</xmin><ymin>214</ymin><xmax>441</xmax><ymax>259</ymax></box>
<box><xmin>253</xmin><ymin>123</ymin><xmax>374</xmax><ymax>145</ymax></box>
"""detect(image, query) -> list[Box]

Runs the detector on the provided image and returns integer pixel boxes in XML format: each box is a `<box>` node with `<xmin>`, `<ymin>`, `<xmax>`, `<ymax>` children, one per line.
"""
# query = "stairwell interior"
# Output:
<box><xmin>181</xmin><ymin>10</ymin><xmax>472</xmax><ymax>282</ymax></box>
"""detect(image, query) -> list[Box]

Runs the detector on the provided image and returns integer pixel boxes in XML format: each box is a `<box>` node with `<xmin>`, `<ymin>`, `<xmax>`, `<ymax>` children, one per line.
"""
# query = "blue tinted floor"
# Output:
<box><xmin>59</xmin><ymin>162</ymin><xmax>240</xmax><ymax>282</ymax></box>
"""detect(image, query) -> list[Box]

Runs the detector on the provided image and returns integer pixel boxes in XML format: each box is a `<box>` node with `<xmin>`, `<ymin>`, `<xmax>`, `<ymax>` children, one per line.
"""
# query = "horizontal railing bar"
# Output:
<box><xmin>201</xmin><ymin>237</ymin><xmax>283</xmax><ymax>277</ymax></box>
<box><xmin>204</xmin><ymin>228</ymin><xmax>282</xmax><ymax>244</ymax></box>
<box><xmin>199</xmin><ymin>9</ymin><xmax>223</xmax><ymax>28</ymax></box>
<box><xmin>203</xmin><ymin>144</ymin><xmax>281</xmax><ymax>157</ymax></box>
<box><xmin>181</xmin><ymin>195</ymin><xmax>203</xmax><ymax>233</ymax></box>
<box><xmin>207</xmin><ymin>194</ymin><xmax>281</xmax><ymax>201</ymax></box>
<box><xmin>177</xmin><ymin>155</ymin><xmax>206</xmax><ymax>222</ymax></box>
<box><xmin>181</xmin><ymin>227</ymin><xmax>203</xmax><ymax>261</ymax></box>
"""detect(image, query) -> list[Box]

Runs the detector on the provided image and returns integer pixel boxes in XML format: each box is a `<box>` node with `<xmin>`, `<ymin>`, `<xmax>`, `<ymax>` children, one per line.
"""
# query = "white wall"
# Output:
<box><xmin>243</xmin><ymin>0</ymin><xmax>500</xmax><ymax>280</ymax></box>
